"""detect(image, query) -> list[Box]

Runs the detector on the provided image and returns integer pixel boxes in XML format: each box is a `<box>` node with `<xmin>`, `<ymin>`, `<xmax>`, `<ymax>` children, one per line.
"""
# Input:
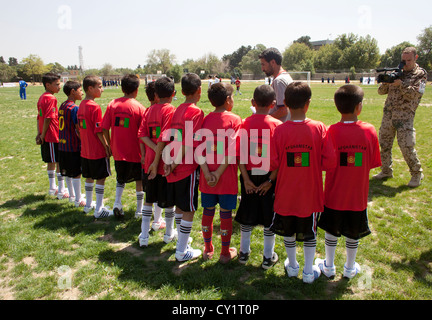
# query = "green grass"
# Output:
<box><xmin>0</xmin><ymin>80</ymin><xmax>431</xmax><ymax>301</ymax></box>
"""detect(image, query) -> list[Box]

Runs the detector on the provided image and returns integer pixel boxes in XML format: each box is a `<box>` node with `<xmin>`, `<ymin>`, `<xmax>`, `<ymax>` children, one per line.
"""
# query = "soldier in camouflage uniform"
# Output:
<box><xmin>374</xmin><ymin>47</ymin><xmax>427</xmax><ymax>187</ymax></box>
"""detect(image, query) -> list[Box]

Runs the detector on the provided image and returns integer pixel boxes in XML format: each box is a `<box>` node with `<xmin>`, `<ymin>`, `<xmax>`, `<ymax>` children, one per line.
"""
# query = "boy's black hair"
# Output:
<box><xmin>258</xmin><ymin>47</ymin><xmax>282</xmax><ymax>65</ymax></box>
<box><xmin>155</xmin><ymin>76</ymin><xmax>175</xmax><ymax>98</ymax></box>
<box><xmin>42</xmin><ymin>73</ymin><xmax>60</xmax><ymax>89</ymax></box>
<box><xmin>63</xmin><ymin>80</ymin><xmax>81</xmax><ymax>96</ymax></box>
<box><xmin>208</xmin><ymin>82</ymin><xmax>233</xmax><ymax>107</ymax></box>
<box><xmin>253</xmin><ymin>85</ymin><xmax>275</xmax><ymax>108</ymax></box>
<box><xmin>181</xmin><ymin>73</ymin><xmax>201</xmax><ymax>96</ymax></box>
<box><xmin>83</xmin><ymin>75</ymin><xmax>101</xmax><ymax>92</ymax></box>
<box><xmin>145</xmin><ymin>81</ymin><xmax>156</xmax><ymax>102</ymax></box>
<box><xmin>284</xmin><ymin>82</ymin><xmax>312</xmax><ymax>109</ymax></box>
<box><xmin>121</xmin><ymin>74</ymin><xmax>140</xmax><ymax>95</ymax></box>
<box><xmin>334</xmin><ymin>85</ymin><xmax>364</xmax><ymax>114</ymax></box>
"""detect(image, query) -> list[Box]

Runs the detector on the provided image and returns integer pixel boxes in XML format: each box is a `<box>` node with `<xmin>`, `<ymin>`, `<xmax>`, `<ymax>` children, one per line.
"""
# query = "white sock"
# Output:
<box><xmin>115</xmin><ymin>182</ymin><xmax>125</xmax><ymax>205</ymax></box>
<box><xmin>95</xmin><ymin>184</ymin><xmax>105</xmax><ymax>212</ymax></box>
<box><xmin>136</xmin><ymin>191</ymin><xmax>144</xmax><ymax>213</ymax></box>
<box><xmin>66</xmin><ymin>177</ymin><xmax>74</xmax><ymax>198</ymax></box>
<box><xmin>240</xmin><ymin>225</ymin><xmax>253</xmax><ymax>254</ymax></box>
<box><xmin>73</xmin><ymin>178</ymin><xmax>82</xmax><ymax>202</ymax></box>
<box><xmin>85</xmin><ymin>182</ymin><xmax>94</xmax><ymax>207</ymax></box>
<box><xmin>154</xmin><ymin>204</ymin><xmax>162</xmax><ymax>223</ymax></box>
<box><xmin>177</xmin><ymin>219</ymin><xmax>193</xmax><ymax>253</ymax></box>
<box><xmin>284</xmin><ymin>236</ymin><xmax>297</xmax><ymax>268</ymax></box>
<box><xmin>57</xmin><ymin>173</ymin><xmax>65</xmax><ymax>194</ymax></box>
<box><xmin>325</xmin><ymin>232</ymin><xmax>338</xmax><ymax>267</ymax></box>
<box><xmin>345</xmin><ymin>238</ymin><xmax>359</xmax><ymax>269</ymax></box>
<box><xmin>303</xmin><ymin>239</ymin><xmax>317</xmax><ymax>275</ymax></box>
<box><xmin>263</xmin><ymin>227</ymin><xmax>275</xmax><ymax>259</ymax></box>
<box><xmin>141</xmin><ymin>205</ymin><xmax>153</xmax><ymax>239</ymax></box>
<box><xmin>48</xmin><ymin>170</ymin><xmax>56</xmax><ymax>190</ymax></box>
<box><xmin>175</xmin><ymin>211</ymin><xmax>183</xmax><ymax>234</ymax></box>
<box><xmin>165</xmin><ymin>207</ymin><xmax>175</xmax><ymax>237</ymax></box>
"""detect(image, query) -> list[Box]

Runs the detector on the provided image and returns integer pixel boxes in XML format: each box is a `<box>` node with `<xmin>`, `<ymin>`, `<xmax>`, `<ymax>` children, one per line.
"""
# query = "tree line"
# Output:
<box><xmin>1</xmin><ymin>27</ymin><xmax>431</xmax><ymax>84</ymax></box>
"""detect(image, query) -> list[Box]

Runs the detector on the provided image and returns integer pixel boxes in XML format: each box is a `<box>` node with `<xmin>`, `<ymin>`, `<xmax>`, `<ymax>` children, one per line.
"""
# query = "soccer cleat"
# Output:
<box><xmin>135</xmin><ymin>211</ymin><xmax>142</xmax><ymax>218</ymax></box>
<box><xmin>175</xmin><ymin>247</ymin><xmax>202</xmax><ymax>262</ymax></box>
<box><xmin>113</xmin><ymin>203</ymin><xmax>124</xmax><ymax>219</ymax></box>
<box><xmin>138</xmin><ymin>233</ymin><xmax>149</xmax><ymax>247</ymax></box>
<box><xmin>48</xmin><ymin>189</ymin><xmax>58</xmax><ymax>196</ymax></box>
<box><xmin>152</xmin><ymin>219</ymin><xmax>166</xmax><ymax>231</ymax></box>
<box><xmin>83</xmin><ymin>201</ymin><xmax>96</xmax><ymax>214</ymax></box>
<box><xmin>74</xmin><ymin>198</ymin><xmax>86</xmax><ymax>208</ymax></box>
<box><xmin>57</xmin><ymin>192</ymin><xmax>70</xmax><ymax>200</ymax></box>
<box><xmin>94</xmin><ymin>207</ymin><xmax>113</xmax><ymax>219</ymax></box>
<box><xmin>163</xmin><ymin>229</ymin><xmax>178</xmax><ymax>244</ymax></box>
<box><xmin>69</xmin><ymin>196</ymin><xmax>76</xmax><ymax>204</ymax></box>
<box><xmin>343</xmin><ymin>262</ymin><xmax>361</xmax><ymax>279</ymax></box>
<box><xmin>373</xmin><ymin>171</ymin><xmax>393</xmax><ymax>180</ymax></box>
<box><xmin>315</xmin><ymin>258</ymin><xmax>336</xmax><ymax>278</ymax></box>
<box><xmin>238</xmin><ymin>251</ymin><xmax>251</xmax><ymax>265</ymax></box>
<box><xmin>203</xmin><ymin>249</ymin><xmax>215</xmax><ymax>261</ymax></box>
<box><xmin>303</xmin><ymin>265</ymin><xmax>321</xmax><ymax>284</ymax></box>
<box><xmin>284</xmin><ymin>258</ymin><xmax>300</xmax><ymax>278</ymax></box>
<box><xmin>407</xmin><ymin>173</ymin><xmax>424</xmax><ymax>188</ymax></box>
<box><xmin>262</xmin><ymin>252</ymin><xmax>279</xmax><ymax>270</ymax></box>
<box><xmin>219</xmin><ymin>247</ymin><xmax>237</xmax><ymax>264</ymax></box>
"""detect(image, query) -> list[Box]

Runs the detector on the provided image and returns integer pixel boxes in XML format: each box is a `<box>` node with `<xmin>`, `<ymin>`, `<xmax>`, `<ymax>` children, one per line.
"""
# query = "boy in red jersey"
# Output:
<box><xmin>102</xmin><ymin>74</ymin><xmax>146</xmax><ymax>220</ymax></box>
<box><xmin>266</xmin><ymin>82</ymin><xmax>336</xmax><ymax>284</ymax></box>
<box><xmin>36</xmin><ymin>73</ymin><xmax>69</xmax><ymax>199</ymax></box>
<box><xmin>58</xmin><ymin>80</ymin><xmax>86</xmax><ymax>207</ymax></box>
<box><xmin>138</xmin><ymin>77</ymin><xmax>177</xmax><ymax>246</ymax></box>
<box><xmin>235</xmin><ymin>85</ymin><xmax>282</xmax><ymax>269</ymax></box>
<box><xmin>78</xmin><ymin>75</ymin><xmax>112</xmax><ymax>219</ymax></box>
<box><xmin>315</xmin><ymin>85</ymin><xmax>381</xmax><ymax>279</ymax></box>
<box><xmin>198</xmin><ymin>82</ymin><xmax>242</xmax><ymax>263</ymax></box>
<box><xmin>148</xmin><ymin>73</ymin><xmax>204</xmax><ymax>262</ymax></box>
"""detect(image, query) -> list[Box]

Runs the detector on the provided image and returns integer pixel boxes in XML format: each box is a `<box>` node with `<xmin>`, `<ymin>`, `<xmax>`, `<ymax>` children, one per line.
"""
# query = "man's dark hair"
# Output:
<box><xmin>253</xmin><ymin>85</ymin><xmax>276</xmax><ymax>108</ymax></box>
<box><xmin>42</xmin><ymin>73</ymin><xmax>60</xmax><ymax>89</ymax></box>
<box><xmin>155</xmin><ymin>76</ymin><xmax>175</xmax><ymax>98</ymax></box>
<box><xmin>284</xmin><ymin>82</ymin><xmax>312</xmax><ymax>109</ymax></box>
<box><xmin>208</xmin><ymin>82</ymin><xmax>233</xmax><ymax>107</ymax></box>
<box><xmin>145</xmin><ymin>81</ymin><xmax>156</xmax><ymax>102</ymax></box>
<box><xmin>334</xmin><ymin>85</ymin><xmax>364</xmax><ymax>114</ymax></box>
<box><xmin>181</xmin><ymin>73</ymin><xmax>201</xmax><ymax>96</ymax></box>
<box><xmin>63</xmin><ymin>80</ymin><xmax>81</xmax><ymax>96</ymax></box>
<box><xmin>83</xmin><ymin>75</ymin><xmax>101</xmax><ymax>92</ymax></box>
<box><xmin>258</xmin><ymin>47</ymin><xmax>282</xmax><ymax>65</ymax></box>
<box><xmin>121</xmin><ymin>74</ymin><xmax>140</xmax><ymax>95</ymax></box>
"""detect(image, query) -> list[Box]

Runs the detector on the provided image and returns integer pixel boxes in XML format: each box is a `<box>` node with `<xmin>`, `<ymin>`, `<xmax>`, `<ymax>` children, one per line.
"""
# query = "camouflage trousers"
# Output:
<box><xmin>379</xmin><ymin>108</ymin><xmax>422</xmax><ymax>175</ymax></box>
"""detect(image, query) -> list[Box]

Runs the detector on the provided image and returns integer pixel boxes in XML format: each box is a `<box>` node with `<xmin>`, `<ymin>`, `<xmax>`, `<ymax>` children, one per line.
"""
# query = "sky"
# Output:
<box><xmin>1</xmin><ymin>0</ymin><xmax>431</xmax><ymax>70</ymax></box>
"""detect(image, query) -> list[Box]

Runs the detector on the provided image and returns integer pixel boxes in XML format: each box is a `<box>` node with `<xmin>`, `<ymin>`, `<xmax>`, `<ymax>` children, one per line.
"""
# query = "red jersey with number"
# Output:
<box><xmin>77</xmin><ymin>99</ymin><xmax>105</xmax><ymax>160</ymax></box>
<box><xmin>198</xmin><ymin>111</ymin><xmax>242</xmax><ymax>195</ymax></box>
<box><xmin>160</xmin><ymin>103</ymin><xmax>204</xmax><ymax>183</ymax></box>
<box><xmin>270</xmin><ymin>119</ymin><xmax>337</xmax><ymax>217</ymax></box>
<box><xmin>102</xmin><ymin>98</ymin><xmax>146</xmax><ymax>163</ymax></box>
<box><xmin>138</xmin><ymin>102</ymin><xmax>175</xmax><ymax>174</ymax></box>
<box><xmin>37</xmin><ymin>92</ymin><xmax>59</xmax><ymax>143</ymax></box>
<box><xmin>238</xmin><ymin>114</ymin><xmax>282</xmax><ymax>172</ymax></box>
<box><xmin>324</xmin><ymin>121</ymin><xmax>381</xmax><ymax>211</ymax></box>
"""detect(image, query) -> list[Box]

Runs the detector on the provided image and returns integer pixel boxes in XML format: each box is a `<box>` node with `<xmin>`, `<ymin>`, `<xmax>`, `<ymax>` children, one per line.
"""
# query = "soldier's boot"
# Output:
<box><xmin>407</xmin><ymin>173</ymin><xmax>424</xmax><ymax>188</ymax></box>
<box><xmin>373</xmin><ymin>171</ymin><xmax>393</xmax><ymax>180</ymax></box>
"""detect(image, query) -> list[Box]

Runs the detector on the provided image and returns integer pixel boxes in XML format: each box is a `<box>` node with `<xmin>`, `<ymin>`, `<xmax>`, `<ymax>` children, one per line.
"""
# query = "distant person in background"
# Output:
<box><xmin>19</xmin><ymin>78</ymin><xmax>28</xmax><ymax>100</ymax></box>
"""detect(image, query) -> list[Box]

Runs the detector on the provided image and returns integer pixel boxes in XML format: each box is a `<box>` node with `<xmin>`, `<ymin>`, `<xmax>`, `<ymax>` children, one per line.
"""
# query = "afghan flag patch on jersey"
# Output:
<box><xmin>340</xmin><ymin>152</ymin><xmax>363</xmax><ymax>167</ymax></box>
<box><xmin>207</xmin><ymin>140</ymin><xmax>224</xmax><ymax>155</ymax></box>
<box><xmin>250</xmin><ymin>141</ymin><xmax>268</xmax><ymax>158</ymax></box>
<box><xmin>80</xmin><ymin>119</ymin><xmax>87</xmax><ymax>129</ymax></box>
<box><xmin>287</xmin><ymin>152</ymin><xmax>310</xmax><ymax>167</ymax></box>
<box><xmin>115</xmin><ymin>117</ymin><xmax>130</xmax><ymax>128</ymax></box>
<box><xmin>150</xmin><ymin>126</ymin><xmax>161</xmax><ymax>139</ymax></box>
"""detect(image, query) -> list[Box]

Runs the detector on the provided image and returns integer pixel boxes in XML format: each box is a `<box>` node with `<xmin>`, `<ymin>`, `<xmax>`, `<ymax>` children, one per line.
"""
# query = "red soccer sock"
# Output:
<box><xmin>220</xmin><ymin>210</ymin><xmax>233</xmax><ymax>256</ymax></box>
<box><xmin>202</xmin><ymin>208</ymin><xmax>215</xmax><ymax>252</ymax></box>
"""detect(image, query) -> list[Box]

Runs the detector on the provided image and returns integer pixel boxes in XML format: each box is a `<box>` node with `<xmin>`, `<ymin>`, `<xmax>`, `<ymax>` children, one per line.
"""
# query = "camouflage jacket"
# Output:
<box><xmin>378</xmin><ymin>64</ymin><xmax>427</xmax><ymax>117</ymax></box>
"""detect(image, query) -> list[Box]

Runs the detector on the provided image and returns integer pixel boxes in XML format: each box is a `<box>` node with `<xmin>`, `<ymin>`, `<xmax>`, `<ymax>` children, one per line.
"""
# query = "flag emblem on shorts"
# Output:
<box><xmin>340</xmin><ymin>152</ymin><xmax>363</xmax><ymax>167</ymax></box>
<box><xmin>150</xmin><ymin>126</ymin><xmax>161</xmax><ymax>138</ymax></box>
<box><xmin>115</xmin><ymin>117</ymin><xmax>130</xmax><ymax>128</ymax></box>
<box><xmin>287</xmin><ymin>152</ymin><xmax>310</xmax><ymax>167</ymax></box>
<box><xmin>80</xmin><ymin>119</ymin><xmax>87</xmax><ymax>129</ymax></box>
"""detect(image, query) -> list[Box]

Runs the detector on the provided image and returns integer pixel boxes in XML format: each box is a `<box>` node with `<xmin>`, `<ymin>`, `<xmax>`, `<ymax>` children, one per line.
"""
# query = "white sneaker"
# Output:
<box><xmin>83</xmin><ymin>201</ymin><xmax>96</xmax><ymax>214</ymax></box>
<box><xmin>343</xmin><ymin>262</ymin><xmax>361</xmax><ymax>279</ymax></box>
<box><xmin>315</xmin><ymin>258</ymin><xmax>336</xmax><ymax>278</ymax></box>
<box><xmin>48</xmin><ymin>189</ymin><xmax>58</xmax><ymax>196</ymax></box>
<box><xmin>152</xmin><ymin>218</ymin><xmax>166</xmax><ymax>231</ymax></box>
<box><xmin>135</xmin><ymin>211</ymin><xmax>142</xmax><ymax>218</ymax></box>
<box><xmin>94</xmin><ymin>207</ymin><xmax>113</xmax><ymax>219</ymax></box>
<box><xmin>75</xmin><ymin>198</ymin><xmax>86</xmax><ymax>208</ymax></box>
<box><xmin>163</xmin><ymin>229</ymin><xmax>178</xmax><ymax>244</ymax></box>
<box><xmin>284</xmin><ymin>258</ymin><xmax>300</xmax><ymax>278</ymax></box>
<box><xmin>69</xmin><ymin>196</ymin><xmax>76</xmax><ymax>204</ymax></box>
<box><xmin>113</xmin><ymin>203</ymin><xmax>124</xmax><ymax>219</ymax></box>
<box><xmin>303</xmin><ymin>265</ymin><xmax>321</xmax><ymax>284</ymax></box>
<box><xmin>138</xmin><ymin>233</ymin><xmax>149</xmax><ymax>247</ymax></box>
<box><xmin>175</xmin><ymin>247</ymin><xmax>202</xmax><ymax>262</ymax></box>
<box><xmin>57</xmin><ymin>191</ymin><xmax>70</xmax><ymax>200</ymax></box>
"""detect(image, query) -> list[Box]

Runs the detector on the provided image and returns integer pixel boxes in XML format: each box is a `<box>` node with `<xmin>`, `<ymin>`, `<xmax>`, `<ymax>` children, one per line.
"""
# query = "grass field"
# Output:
<box><xmin>0</xmin><ymin>80</ymin><xmax>431</xmax><ymax>301</ymax></box>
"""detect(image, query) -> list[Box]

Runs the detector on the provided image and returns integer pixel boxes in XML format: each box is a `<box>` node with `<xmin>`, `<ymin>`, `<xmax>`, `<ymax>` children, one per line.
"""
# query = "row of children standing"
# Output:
<box><xmin>36</xmin><ymin>72</ymin><xmax>381</xmax><ymax>284</ymax></box>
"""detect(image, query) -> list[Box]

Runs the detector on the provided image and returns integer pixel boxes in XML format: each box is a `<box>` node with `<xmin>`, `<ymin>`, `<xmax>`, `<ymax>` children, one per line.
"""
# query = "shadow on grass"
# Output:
<box><xmin>390</xmin><ymin>249</ymin><xmax>432</xmax><ymax>288</ymax></box>
<box><xmin>368</xmin><ymin>178</ymin><xmax>412</xmax><ymax>201</ymax></box>
<box><xmin>0</xmin><ymin>194</ymin><xmax>46</xmax><ymax>210</ymax></box>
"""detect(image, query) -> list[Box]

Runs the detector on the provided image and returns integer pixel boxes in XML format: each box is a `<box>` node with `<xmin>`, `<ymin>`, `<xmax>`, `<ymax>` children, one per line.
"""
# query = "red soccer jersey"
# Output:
<box><xmin>270</xmin><ymin>119</ymin><xmax>337</xmax><ymax>217</ymax></box>
<box><xmin>77</xmin><ymin>99</ymin><xmax>106</xmax><ymax>160</ymax></box>
<box><xmin>102</xmin><ymin>97</ymin><xmax>146</xmax><ymax>163</ymax></box>
<box><xmin>238</xmin><ymin>114</ymin><xmax>282</xmax><ymax>172</ymax></box>
<box><xmin>160</xmin><ymin>103</ymin><xmax>204</xmax><ymax>183</ymax></box>
<box><xmin>37</xmin><ymin>92</ymin><xmax>59</xmax><ymax>143</ymax></box>
<box><xmin>324</xmin><ymin>121</ymin><xmax>381</xmax><ymax>211</ymax></box>
<box><xmin>198</xmin><ymin>111</ymin><xmax>242</xmax><ymax>195</ymax></box>
<box><xmin>138</xmin><ymin>102</ymin><xmax>175</xmax><ymax>174</ymax></box>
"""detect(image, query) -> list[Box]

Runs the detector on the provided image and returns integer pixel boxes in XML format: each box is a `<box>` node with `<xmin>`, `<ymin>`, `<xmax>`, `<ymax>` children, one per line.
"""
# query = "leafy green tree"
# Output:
<box><xmin>282</xmin><ymin>42</ymin><xmax>315</xmax><ymax>71</ymax></box>
<box><xmin>314</xmin><ymin>44</ymin><xmax>342</xmax><ymax>71</ymax></box>
<box><xmin>338</xmin><ymin>35</ymin><xmax>380</xmax><ymax>70</ymax></box>
<box><xmin>0</xmin><ymin>63</ymin><xmax>17</xmax><ymax>82</ymax></box>
<box><xmin>146</xmin><ymin>49</ymin><xmax>176</xmax><ymax>74</ymax></box>
<box><xmin>240</xmin><ymin>44</ymin><xmax>266</xmax><ymax>77</ymax></box>
<box><xmin>21</xmin><ymin>54</ymin><xmax>47</xmax><ymax>83</ymax></box>
<box><xmin>417</xmin><ymin>25</ymin><xmax>432</xmax><ymax>70</ymax></box>
<box><xmin>222</xmin><ymin>45</ymin><xmax>252</xmax><ymax>71</ymax></box>
<box><xmin>379</xmin><ymin>41</ymin><xmax>415</xmax><ymax>68</ymax></box>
